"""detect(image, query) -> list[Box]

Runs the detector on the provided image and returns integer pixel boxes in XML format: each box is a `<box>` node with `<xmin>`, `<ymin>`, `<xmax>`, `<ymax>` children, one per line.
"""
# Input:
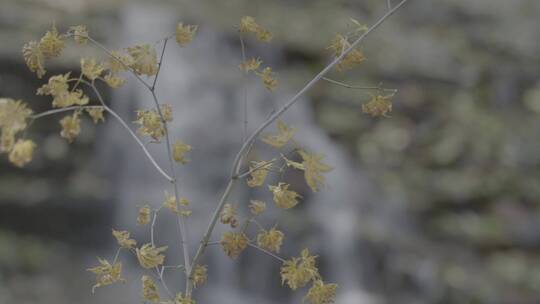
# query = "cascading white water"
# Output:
<box><xmin>95</xmin><ymin>3</ymin><xmax>379</xmax><ymax>303</ymax></box>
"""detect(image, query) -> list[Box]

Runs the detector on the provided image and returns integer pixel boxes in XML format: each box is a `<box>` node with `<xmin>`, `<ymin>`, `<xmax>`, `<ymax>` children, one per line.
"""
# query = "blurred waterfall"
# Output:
<box><xmin>96</xmin><ymin>3</ymin><xmax>380</xmax><ymax>304</ymax></box>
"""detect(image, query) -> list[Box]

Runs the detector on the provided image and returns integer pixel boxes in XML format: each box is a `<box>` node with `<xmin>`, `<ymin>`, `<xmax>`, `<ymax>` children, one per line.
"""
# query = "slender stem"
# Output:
<box><xmin>152</xmin><ymin>38</ymin><xmax>169</xmax><ymax>90</ymax></box>
<box><xmin>187</xmin><ymin>0</ymin><xmax>410</xmax><ymax>291</ymax></box>
<box><xmin>146</xmin><ymin>39</ymin><xmax>191</xmax><ymax>293</ymax></box>
<box><xmin>230</xmin><ymin>0</ymin><xmax>409</xmax><ymax>178</ymax></box>
<box><xmin>149</xmin><ymin>89</ymin><xmax>192</xmax><ymax>294</ymax></box>
<box><xmin>387</xmin><ymin>0</ymin><xmax>392</xmax><ymax>10</ymax></box>
<box><xmin>239</xmin><ymin>34</ymin><xmax>248</xmax><ymax>142</ymax></box>
<box><xmin>31</xmin><ymin>105</ymin><xmax>103</xmax><ymax>120</ymax></box>
<box><xmin>322</xmin><ymin>77</ymin><xmax>397</xmax><ymax>94</ymax></box>
<box><xmin>87</xmin><ymin>84</ymin><xmax>174</xmax><ymax>182</ymax></box>
<box><xmin>247</xmin><ymin>243</ymin><xmax>286</xmax><ymax>263</ymax></box>
<box><xmin>86</xmin><ymin>36</ymin><xmax>152</xmax><ymax>90</ymax></box>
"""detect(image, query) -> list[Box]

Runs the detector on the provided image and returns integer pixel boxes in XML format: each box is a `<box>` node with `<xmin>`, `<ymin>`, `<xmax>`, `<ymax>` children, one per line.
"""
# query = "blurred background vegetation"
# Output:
<box><xmin>1</xmin><ymin>0</ymin><xmax>540</xmax><ymax>303</ymax></box>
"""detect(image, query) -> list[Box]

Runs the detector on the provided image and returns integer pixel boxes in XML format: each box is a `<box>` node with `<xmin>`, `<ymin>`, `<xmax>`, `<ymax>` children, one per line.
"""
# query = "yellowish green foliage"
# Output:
<box><xmin>280</xmin><ymin>249</ymin><xmax>320</xmax><ymax>290</ymax></box>
<box><xmin>86</xmin><ymin>107</ymin><xmax>105</xmax><ymax>124</ymax></box>
<box><xmin>191</xmin><ymin>264</ymin><xmax>207</xmax><ymax>288</ymax></box>
<box><xmin>69</xmin><ymin>25</ymin><xmax>89</xmax><ymax>44</ymax></box>
<box><xmin>161</xmin><ymin>293</ymin><xmax>195</xmax><ymax>304</ymax></box>
<box><xmin>220</xmin><ymin>203</ymin><xmax>239</xmax><ymax>228</ymax></box>
<box><xmin>87</xmin><ymin>257</ymin><xmax>125</xmax><ymax>293</ymax></box>
<box><xmin>8</xmin><ymin>139</ymin><xmax>36</xmax><ymax>167</ymax></box>
<box><xmin>305</xmin><ymin>280</ymin><xmax>338</xmax><ymax>304</ymax></box>
<box><xmin>172</xmin><ymin>140</ymin><xmax>192</xmax><ymax>164</ymax></box>
<box><xmin>261</xmin><ymin>120</ymin><xmax>295</xmax><ymax>148</ymax></box>
<box><xmin>142</xmin><ymin>275</ymin><xmax>161</xmax><ymax>303</ymax></box>
<box><xmin>136</xmin><ymin>244</ymin><xmax>167</xmax><ymax>269</ymax></box>
<box><xmin>247</xmin><ymin>160</ymin><xmax>272</xmax><ymax>187</ymax></box>
<box><xmin>59</xmin><ymin>111</ymin><xmax>81</xmax><ymax>142</ymax></box>
<box><xmin>127</xmin><ymin>44</ymin><xmax>158</xmax><ymax>76</ymax></box>
<box><xmin>176</xmin><ymin>23</ymin><xmax>198</xmax><ymax>46</ymax></box>
<box><xmin>220</xmin><ymin>231</ymin><xmax>248</xmax><ymax>259</ymax></box>
<box><xmin>112</xmin><ymin>229</ymin><xmax>136</xmax><ymax>249</ymax></box>
<box><xmin>298</xmin><ymin>151</ymin><xmax>333</xmax><ymax>192</ymax></box>
<box><xmin>135</xmin><ymin>108</ymin><xmax>166</xmax><ymax>141</ymax></box>
<box><xmin>107</xmin><ymin>50</ymin><xmax>134</xmax><ymax>74</ymax></box>
<box><xmin>104</xmin><ymin>73</ymin><xmax>126</xmax><ymax>88</ymax></box>
<box><xmin>327</xmin><ymin>34</ymin><xmax>365</xmax><ymax>72</ymax></box>
<box><xmin>257</xmin><ymin>227</ymin><xmax>284</xmax><ymax>253</ymax></box>
<box><xmin>362</xmin><ymin>95</ymin><xmax>393</xmax><ymax>117</ymax></box>
<box><xmin>80</xmin><ymin>57</ymin><xmax>104</xmax><ymax>80</ymax></box>
<box><xmin>239</xmin><ymin>16</ymin><xmax>273</xmax><ymax>42</ymax></box>
<box><xmin>256</xmin><ymin>67</ymin><xmax>278</xmax><ymax>91</ymax></box>
<box><xmin>0</xmin><ymin>98</ymin><xmax>33</xmax><ymax>154</ymax></box>
<box><xmin>39</xmin><ymin>24</ymin><xmax>65</xmax><ymax>58</ymax></box>
<box><xmin>269</xmin><ymin>182</ymin><xmax>301</xmax><ymax>209</ymax></box>
<box><xmin>239</xmin><ymin>58</ymin><xmax>262</xmax><ymax>72</ymax></box>
<box><xmin>22</xmin><ymin>41</ymin><xmax>45</xmax><ymax>78</ymax></box>
<box><xmin>249</xmin><ymin>200</ymin><xmax>266</xmax><ymax>215</ymax></box>
<box><xmin>137</xmin><ymin>205</ymin><xmax>152</xmax><ymax>225</ymax></box>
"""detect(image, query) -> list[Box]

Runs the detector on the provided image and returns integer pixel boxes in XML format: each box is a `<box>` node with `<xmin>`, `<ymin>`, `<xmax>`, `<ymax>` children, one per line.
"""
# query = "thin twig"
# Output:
<box><xmin>87</xmin><ymin>83</ymin><xmax>174</xmax><ymax>182</ymax></box>
<box><xmin>247</xmin><ymin>242</ymin><xmax>286</xmax><ymax>263</ymax></box>
<box><xmin>152</xmin><ymin>38</ymin><xmax>169</xmax><ymax>90</ymax></box>
<box><xmin>322</xmin><ymin>77</ymin><xmax>398</xmax><ymax>94</ymax></box>
<box><xmin>31</xmin><ymin>105</ymin><xmax>103</xmax><ymax>119</ymax></box>
<box><xmin>187</xmin><ymin>0</ymin><xmax>410</xmax><ymax>291</ymax></box>
<box><xmin>239</xmin><ymin>33</ymin><xmax>248</xmax><ymax>142</ymax></box>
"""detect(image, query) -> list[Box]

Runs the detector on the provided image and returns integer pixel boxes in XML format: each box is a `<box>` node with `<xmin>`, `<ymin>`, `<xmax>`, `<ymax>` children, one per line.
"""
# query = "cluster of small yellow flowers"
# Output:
<box><xmin>161</xmin><ymin>293</ymin><xmax>195</xmax><ymax>304</ymax></box>
<box><xmin>37</xmin><ymin>73</ymin><xmax>89</xmax><ymax>108</ymax></box>
<box><xmin>86</xmin><ymin>107</ymin><xmax>105</xmax><ymax>124</ymax></box>
<box><xmin>255</xmin><ymin>67</ymin><xmax>278</xmax><ymax>91</ymax></box>
<box><xmin>257</xmin><ymin>227</ymin><xmax>284</xmax><ymax>253</ymax></box>
<box><xmin>104</xmin><ymin>73</ymin><xmax>126</xmax><ymax>88</ymax></box>
<box><xmin>87</xmin><ymin>257</ymin><xmax>125</xmax><ymax>293</ymax></box>
<box><xmin>280</xmin><ymin>249</ymin><xmax>320</xmax><ymax>290</ymax></box>
<box><xmin>327</xmin><ymin>34</ymin><xmax>366</xmax><ymax>72</ymax></box>
<box><xmin>69</xmin><ymin>25</ymin><xmax>89</xmax><ymax>45</ymax></box>
<box><xmin>191</xmin><ymin>264</ymin><xmax>208</xmax><ymax>288</ymax></box>
<box><xmin>176</xmin><ymin>23</ymin><xmax>198</xmax><ymax>47</ymax></box>
<box><xmin>81</xmin><ymin>57</ymin><xmax>104</xmax><ymax>80</ymax></box>
<box><xmin>137</xmin><ymin>205</ymin><xmax>152</xmax><ymax>225</ymax></box>
<box><xmin>22</xmin><ymin>25</ymin><xmax>65</xmax><ymax>78</ymax></box>
<box><xmin>220</xmin><ymin>203</ymin><xmax>239</xmax><ymax>228</ymax></box>
<box><xmin>127</xmin><ymin>44</ymin><xmax>158</xmax><ymax>76</ymax></box>
<box><xmin>136</xmin><ymin>243</ymin><xmax>167</xmax><ymax>269</ymax></box>
<box><xmin>239</xmin><ymin>58</ymin><xmax>262</xmax><ymax>73</ymax></box>
<box><xmin>135</xmin><ymin>108</ymin><xmax>166</xmax><ymax>141</ymax></box>
<box><xmin>262</xmin><ymin>120</ymin><xmax>295</xmax><ymax>148</ymax></box>
<box><xmin>22</xmin><ymin>41</ymin><xmax>46</xmax><ymax>78</ymax></box>
<box><xmin>172</xmin><ymin>140</ymin><xmax>192</xmax><ymax>164</ymax></box>
<box><xmin>161</xmin><ymin>104</ymin><xmax>174</xmax><ymax>122</ymax></box>
<box><xmin>239</xmin><ymin>16</ymin><xmax>273</xmax><ymax>43</ymax></box>
<box><xmin>305</xmin><ymin>280</ymin><xmax>338</xmax><ymax>304</ymax></box>
<box><xmin>288</xmin><ymin>151</ymin><xmax>333</xmax><ymax>192</ymax></box>
<box><xmin>238</xmin><ymin>58</ymin><xmax>278</xmax><ymax>91</ymax></box>
<box><xmin>142</xmin><ymin>275</ymin><xmax>160</xmax><ymax>303</ymax></box>
<box><xmin>249</xmin><ymin>200</ymin><xmax>266</xmax><ymax>215</ymax></box>
<box><xmin>163</xmin><ymin>192</ymin><xmax>178</xmax><ymax>213</ymax></box>
<box><xmin>220</xmin><ymin>231</ymin><xmax>248</xmax><ymax>259</ymax></box>
<box><xmin>247</xmin><ymin>160</ymin><xmax>272</xmax><ymax>187</ymax></box>
<box><xmin>39</xmin><ymin>25</ymin><xmax>65</xmax><ymax>58</ymax></box>
<box><xmin>0</xmin><ymin>98</ymin><xmax>33</xmax><ymax>154</ymax></box>
<box><xmin>59</xmin><ymin>111</ymin><xmax>81</xmax><ymax>143</ymax></box>
<box><xmin>112</xmin><ymin>229</ymin><xmax>136</xmax><ymax>249</ymax></box>
<box><xmin>362</xmin><ymin>95</ymin><xmax>393</xmax><ymax>117</ymax></box>
<box><xmin>9</xmin><ymin>139</ymin><xmax>37</xmax><ymax>168</ymax></box>
<box><xmin>269</xmin><ymin>182</ymin><xmax>301</xmax><ymax>209</ymax></box>
<box><xmin>107</xmin><ymin>50</ymin><xmax>134</xmax><ymax>74</ymax></box>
